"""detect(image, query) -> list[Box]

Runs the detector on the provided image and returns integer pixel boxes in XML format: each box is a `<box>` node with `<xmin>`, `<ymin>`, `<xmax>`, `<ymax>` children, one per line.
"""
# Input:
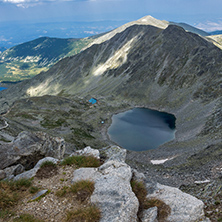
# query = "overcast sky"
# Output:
<box><xmin>0</xmin><ymin>0</ymin><xmax>222</xmax><ymax>31</ymax></box>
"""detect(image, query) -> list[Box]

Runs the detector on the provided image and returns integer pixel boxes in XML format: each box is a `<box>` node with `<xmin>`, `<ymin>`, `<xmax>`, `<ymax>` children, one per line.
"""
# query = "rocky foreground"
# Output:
<box><xmin>0</xmin><ymin>133</ymin><xmax>211</xmax><ymax>221</ymax></box>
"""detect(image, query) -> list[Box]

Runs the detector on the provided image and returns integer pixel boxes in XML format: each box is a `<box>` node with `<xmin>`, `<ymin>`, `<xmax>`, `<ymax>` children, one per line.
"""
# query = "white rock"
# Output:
<box><xmin>72</xmin><ymin>159</ymin><xmax>139</xmax><ymax>222</ymax></box>
<box><xmin>71</xmin><ymin>146</ymin><xmax>100</xmax><ymax>159</ymax></box>
<box><xmin>100</xmin><ymin>145</ymin><xmax>126</xmax><ymax>162</ymax></box>
<box><xmin>146</xmin><ymin>183</ymin><xmax>205</xmax><ymax>222</ymax></box>
<box><xmin>141</xmin><ymin>207</ymin><xmax>158</xmax><ymax>222</ymax></box>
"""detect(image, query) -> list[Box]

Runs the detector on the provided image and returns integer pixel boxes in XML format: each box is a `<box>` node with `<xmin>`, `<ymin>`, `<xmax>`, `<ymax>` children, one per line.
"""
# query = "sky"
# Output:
<box><xmin>0</xmin><ymin>0</ymin><xmax>222</xmax><ymax>32</ymax></box>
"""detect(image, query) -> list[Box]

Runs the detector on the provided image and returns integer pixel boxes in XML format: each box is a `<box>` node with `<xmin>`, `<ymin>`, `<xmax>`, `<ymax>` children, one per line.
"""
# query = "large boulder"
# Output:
<box><xmin>146</xmin><ymin>183</ymin><xmax>206</xmax><ymax>222</ymax></box>
<box><xmin>72</xmin><ymin>159</ymin><xmax>139</xmax><ymax>222</ymax></box>
<box><xmin>0</xmin><ymin>131</ymin><xmax>65</xmax><ymax>170</ymax></box>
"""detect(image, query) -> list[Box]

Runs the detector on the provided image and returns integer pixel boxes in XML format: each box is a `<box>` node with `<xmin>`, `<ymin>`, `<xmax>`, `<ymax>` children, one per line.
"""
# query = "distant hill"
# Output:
<box><xmin>0</xmin><ymin>36</ymin><xmax>95</xmax><ymax>81</ymax></box>
<box><xmin>171</xmin><ymin>22</ymin><xmax>209</xmax><ymax>36</ymax></box>
<box><xmin>0</xmin><ymin>15</ymin><xmax>212</xmax><ymax>82</ymax></box>
<box><xmin>209</xmin><ymin>30</ymin><xmax>222</xmax><ymax>35</ymax></box>
<box><xmin>0</xmin><ymin>47</ymin><xmax>7</xmax><ymax>54</ymax></box>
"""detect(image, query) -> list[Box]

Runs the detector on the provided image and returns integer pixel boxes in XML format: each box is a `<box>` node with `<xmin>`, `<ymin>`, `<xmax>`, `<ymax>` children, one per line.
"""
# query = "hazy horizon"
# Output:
<box><xmin>0</xmin><ymin>0</ymin><xmax>222</xmax><ymax>48</ymax></box>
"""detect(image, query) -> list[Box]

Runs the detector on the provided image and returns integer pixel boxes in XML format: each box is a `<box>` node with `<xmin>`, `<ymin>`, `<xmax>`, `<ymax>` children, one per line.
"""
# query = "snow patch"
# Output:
<box><xmin>194</xmin><ymin>180</ymin><xmax>210</xmax><ymax>184</ymax></box>
<box><xmin>150</xmin><ymin>156</ymin><xmax>175</xmax><ymax>165</ymax></box>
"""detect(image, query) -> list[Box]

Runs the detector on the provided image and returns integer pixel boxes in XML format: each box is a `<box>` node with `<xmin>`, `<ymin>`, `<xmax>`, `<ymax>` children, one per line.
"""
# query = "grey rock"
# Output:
<box><xmin>72</xmin><ymin>159</ymin><xmax>139</xmax><ymax>222</ymax></box>
<box><xmin>132</xmin><ymin>168</ymin><xmax>146</xmax><ymax>183</ymax></box>
<box><xmin>34</xmin><ymin>157</ymin><xmax>59</xmax><ymax>169</ymax></box>
<box><xmin>141</xmin><ymin>207</ymin><xmax>158</xmax><ymax>222</ymax></box>
<box><xmin>14</xmin><ymin>157</ymin><xmax>59</xmax><ymax>180</ymax></box>
<box><xmin>14</xmin><ymin>168</ymin><xmax>39</xmax><ymax>181</ymax></box>
<box><xmin>71</xmin><ymin>146</ymin><xmax>100</xmax><ymax>159</ymax></box>
<box><xmin>0</xmin><ymin>131</ymin><xmax>65</xmax><ymax>170</ymax></box>
<box><xmin>4</xmin><ymin>164</ymin><xmax>25</xmax><ymax>179</ymax></box>
<box><xmin>100</xmin><ymin>145</ymin><xmax>126</xmax><ymax>162</ymax></box>
<box><xmin>72</xmin><ymin>168</ymin><xmax>100</xmax><ymax>182</ymax></box>
<box><xmin>31</xmin><ymin>189</ymin><xmax>48</xmax><ymax>201</ymax></box>
<box><xmin>146</xmin><ymin>183</ymin><xmax>205</xmax><ymax>222</ymax></box>
<box><xmin>0</xmin><ymin>170</ymin><xmax>6</xmax><ymax>180</ymax></box>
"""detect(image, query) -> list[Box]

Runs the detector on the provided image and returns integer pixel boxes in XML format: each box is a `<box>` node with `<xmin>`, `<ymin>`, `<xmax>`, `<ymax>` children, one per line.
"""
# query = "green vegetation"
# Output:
<box><xmin>130</xmin><ymin>180</ymin><xmax>148</xmax><ymax>210</ymax></box>
<box><xmin>56</xmin><ymin>180</ymin><xmax>95</xmax><ymax>203</ymax></box>
<box><xmin>13</xmin><ymin>214</ymin><xmax>44</xmax><ymax>222</ymax></box>
<box><xmin>55</xmin><ymin>186</ymin><xmax>69</xmax><ymax>197</ymax></box>
<box><xmin>40</xmin><ymin>161</ymin><xmax>57</xmax><ymax>168</ymax></box>
<box><xmin>65</xmin><ymin>205</ymin><xmax>101</xmax><ymax>222</ymax></box>
<box><xmin>0</xmin><ymin>37</ymin><xmax>94</xmax><ymax>82</ymax></box>
<box><xmin>60</xmin><ymin>155</ymin><xmax>101</xmax><ymax>168</ymax></box>
<box><xmin>40</xmin><ymin>117</ymin><xmax>67</xmax><ymax>129</ymax></box>
<box><xmin>144</xmin><ymin>198</ymin><xmax>171</xmax><ymax>221</ymax></box>
<box><xmin>29</xmin><ymin>186</ymin><xmax>39</xmax><ymax>194</ymax></box>
<box><xmin>131</xmin><ymin>179</ymin><xmax>171</xmax><ymax>221</ymax></box>
<box><xmin>0</xmin><ymin>179</ymin><xmax>32</xmax><ymax>209</ymax></box>
<box><xmin>70</xmin><ymin>180</ymin><xmax>95</xmax><ymax>202</ymax></box>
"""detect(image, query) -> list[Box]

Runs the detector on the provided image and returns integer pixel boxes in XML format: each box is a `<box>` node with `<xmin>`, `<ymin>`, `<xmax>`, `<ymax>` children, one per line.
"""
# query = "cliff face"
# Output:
<box><xmin>0</xmin><ymin>24</ymin><xmax>221</xmax><ymax>188</ymax></box>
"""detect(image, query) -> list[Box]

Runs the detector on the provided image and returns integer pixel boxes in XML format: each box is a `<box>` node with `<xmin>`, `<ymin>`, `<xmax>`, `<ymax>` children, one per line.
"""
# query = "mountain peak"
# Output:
<box><xmin>137</xmin><ymin>15</ymin><xmax>169</xmax><ymax>29</ymax></box>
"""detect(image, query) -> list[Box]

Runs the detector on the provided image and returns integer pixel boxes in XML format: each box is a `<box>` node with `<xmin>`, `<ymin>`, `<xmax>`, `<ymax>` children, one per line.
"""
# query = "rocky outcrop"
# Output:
<box><xmin>0</xmin><ymin>144</ymin><xmax>210</xmax><ymax>221</ymax></box>
<box><xmin>71</xmin><ymin>146</ymin><xmax>100</xmax><ymax>159</ymax></box>
<box><xmin>146</xmin><ymin>183</ymin><xmax>207</xmax><ymax>222</ymax></box>
<box><xmin>14</xmin><ymin>157</ymin><xmax>59</xmax><ymax>180</ymax></box>
<box><xmin>0</xmin><ymin>131</ymin><xmax>65</xmax><ymax>170</ymax></box>
<box><xmin>72</xmin><ymin>146</ymin><xmax>139</xmax><ymax>222</ymax></box>
<box><xmin>71</xmin><ymin>146</ymin><xmax>209</xmax><ymax>222</ymax></box>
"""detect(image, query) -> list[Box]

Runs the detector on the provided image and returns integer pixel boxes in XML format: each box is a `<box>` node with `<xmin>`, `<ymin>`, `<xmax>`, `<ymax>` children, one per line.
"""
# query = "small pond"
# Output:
<box><xmin>0</xmin><ymin>87</ymin><xmax>7</xmax><ymax>91</ymax></box>
<box><xmin>108</xmin><ymin>108</ymin><xmax>176</xmax><ymax>151</ymax></box>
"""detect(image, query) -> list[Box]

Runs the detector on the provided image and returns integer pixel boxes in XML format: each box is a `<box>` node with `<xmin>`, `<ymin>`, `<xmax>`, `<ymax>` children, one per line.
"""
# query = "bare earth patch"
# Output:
<box><xmin>10</xmin><ymin>165</ymin><xmax>89</xmax><ymax>222</ymax></box>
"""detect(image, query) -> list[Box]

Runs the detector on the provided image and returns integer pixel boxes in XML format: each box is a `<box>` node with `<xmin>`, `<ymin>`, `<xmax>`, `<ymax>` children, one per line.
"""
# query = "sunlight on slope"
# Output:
<box><xmin>92</xmin><ymin>37</ymin><xmax>136</xmax><ymax>76</ymax></box>
<box><xmin>26</xmin><ymin>78</ymin><xmax>61</xmax><ymax>97</ymax></box>
<box><xmin>207</xmin><ymin>35</ymin><xmax>222</xmax><ymax>50</ymax></box>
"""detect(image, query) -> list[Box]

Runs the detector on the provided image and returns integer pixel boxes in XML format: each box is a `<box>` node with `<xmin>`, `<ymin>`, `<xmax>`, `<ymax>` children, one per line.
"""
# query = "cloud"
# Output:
<box><xmin>195</xmin><ymin>20</ymin><xmax>222</xmax><ymax>32</ymax></box>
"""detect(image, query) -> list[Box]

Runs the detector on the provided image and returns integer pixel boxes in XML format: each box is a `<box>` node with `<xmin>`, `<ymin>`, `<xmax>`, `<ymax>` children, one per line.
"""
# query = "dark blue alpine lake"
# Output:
<box><xmin>108</xmin><ymin>108</ymin><xmax>176</xmax><ymax>151</ymax></box>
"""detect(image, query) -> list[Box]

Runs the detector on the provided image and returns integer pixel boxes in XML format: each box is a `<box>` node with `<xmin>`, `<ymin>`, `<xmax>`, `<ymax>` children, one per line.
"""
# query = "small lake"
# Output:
<box><xmin>0</xmin><ymin>87</ymin><xmax>7</xmax><ymax>91</ymax></box>
<box><xmin>108</xmin><ymin>108</ymin><xmax>176</xmax><ymax>151</ymax></box>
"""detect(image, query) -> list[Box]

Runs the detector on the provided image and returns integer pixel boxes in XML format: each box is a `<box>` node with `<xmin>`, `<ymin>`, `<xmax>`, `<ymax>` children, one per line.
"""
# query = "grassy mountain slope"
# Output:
<box><xmin>0</xmin><ymin>37</ymin><xmax>94</xmax><ymax>81</ymax></box>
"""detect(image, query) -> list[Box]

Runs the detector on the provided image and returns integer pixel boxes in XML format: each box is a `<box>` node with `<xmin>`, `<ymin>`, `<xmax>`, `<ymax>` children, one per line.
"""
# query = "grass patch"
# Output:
<box><xmin>56</xmin><ymin>180</ymin><xmax>94</xmax><ymax>202</ymax></box>
<box><xmin>144</xmin><ymin>198</ymin><xmax>171</xmax><ymax>221</ymax></box>
<box><xmin>72</xmin><ymin>128</ymin><xmax>95</xmax><ymax>139</ymax></box>
<box><xmin>55</xmin><ymin>186</ymin><xmax>69</xmax><ymax>197</ymax></box>
<box><xmin>60</xmin><ymin>155</ymin><xmax>101</xmax><ymax>168</ymax></box>
<box><xmin>36</xmin><ymin>162</ymin><xmax>58</xmax><ymax>179</ymax></box>
<box><xmin>29</xmin><ymin>186</ymin><xmax>39</xmax><ymax>194</ymax></box>
<box><xmin>130</xmin><ymin>179</ymin><xmax>171</xmax><ymax>221</ymax></box>
<box><xmin>40</xmin><ymin>117</ymin><xmax>67</xmax><ymax>129</ymax></box>
<box><xmin>13</xmin><ymin>213</ymin><xmax>44</xmax><ymax>222</ymax></box>
<box><xmin>70</xmin><ymin>180</ymin><xmax>95</xmax><ymax>202</ymax></box>
<box><xmin>65</xmin><ymin>205</ymin><xmax>101</xmax><ymax>222</ymax></box>
<box><xmin>40</xmin><ymin>161</ymin><xmax>57</xmax><ymax>168</ymax></box>
<box><xmin>0</xmin><ymin>179</ymin><xmax>32</xmax><ymax>209</ymax></box>
<box><xmin>130</xmin><ymin>180</ymin><xmax>147</xmax><ymax>209</ymax></box>
<box><xmin>0</xmin><ymin>209</ymin><xmax>15</xmax><ymax>219</ymax></box>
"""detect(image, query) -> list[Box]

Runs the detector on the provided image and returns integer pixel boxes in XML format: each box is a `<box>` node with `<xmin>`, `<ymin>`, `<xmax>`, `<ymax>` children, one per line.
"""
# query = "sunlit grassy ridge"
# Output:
<box><xmin>0</xmin><ymin>37</ymin><xmax>94</xmax><ymax>82</ymax></box>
